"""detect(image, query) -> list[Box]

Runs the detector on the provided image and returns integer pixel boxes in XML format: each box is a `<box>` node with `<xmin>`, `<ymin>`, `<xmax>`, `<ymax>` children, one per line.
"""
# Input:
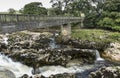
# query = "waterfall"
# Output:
<box><xmin>49</xmin><ymin>37</ymin><xmax>56</xmax><ymax>49</ymax></box>
<box><xmin>95</xmin><ymin>50</ymin><xmax>105</xmax><ymax>65</ymax></box>
<box><xmin>0</xmin><ymin>53</ymin><xmax>32</xmax><ymax>78</ymax></box>
<box><xmin>95</xmin><ymin>50</ymin><xmax>104</xmax><ymax>61</ymax></box>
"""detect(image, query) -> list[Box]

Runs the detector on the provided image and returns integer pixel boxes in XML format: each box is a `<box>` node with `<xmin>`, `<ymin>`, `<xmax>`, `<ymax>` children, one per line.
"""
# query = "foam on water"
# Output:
<box><xmin>0</xmin><ymin>53</ymin><xmax>94</xmax><ymax>77</ymax></box>
<box><xmin>0</xmin><ymin>54</ymin><xmax>33</xmax><ymax>78</ymax></box>
<box><xmin>39</xmin><ymin>65</ymin><xmax>94</xmax><ymax>77</ymax></box>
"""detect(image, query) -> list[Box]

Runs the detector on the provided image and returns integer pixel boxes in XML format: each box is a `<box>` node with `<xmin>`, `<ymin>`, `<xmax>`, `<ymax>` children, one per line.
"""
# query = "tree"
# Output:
<box><xmin>66</xmin><ymin>0</ymin><xmax>91</xmax><ymax>16</ymax></box>
<box><xmin>98</xmin><ymin>0</ymin><xmax>120</xmax><ymax>31</ymax></box>
<box><xmin>19</xmin><ymin>8</ymin><xmax>24</xmax><ymax>14</ymax></box>
<box><xmin>88</xmin><ymin>0</ymin><xmax>105</xmax><ymax>27</ymax></box>
<box><xmin>23</xmin><ymin>2</ymin><xmax>47</xmax><ymax>15</ymax></box>
<box><xmin>50</xmin><ymin>0</ymin><xmax>63</xmax><ymax>15</ymax></box>
<box><xmin>58</xmin><ymin>0</ymin><xmax>107</xmax><ymax>27</ymax></box>
<box><xmin>47</xmin><ymin>8</ymin><xmax>57</xmax><ymax>16</ymax></box>
<box><xmin>103</xmin><ymin>0</ymin><xmax>120</xmax><ymax>12</ymax></box>
<box><xmin>8</xmin><ymin>8</ymin><xmax>16</xmax><ymax>14</ymax></box>
<box><xmin>50</xmin><ymin>0</ymin><xmax>73</xmax><ymax>15</ymax></box>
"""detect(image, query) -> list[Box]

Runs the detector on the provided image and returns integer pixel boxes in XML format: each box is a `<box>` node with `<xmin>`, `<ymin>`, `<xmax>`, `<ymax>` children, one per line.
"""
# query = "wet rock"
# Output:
<box><xmin>0</xmin><ymin>43</ymin><xmax>8</xmax><ymax>52</ymax></box>
<box><xmin>21</xmin><ymin>73</ymin><xmax>75</xmax><ymax>78</ymax></box>
<box><xmin>46</xmin><ymin>73</ymin><xmax>75</xmax><ymax>78</ymax></box>
<box><xmin>57</xmin><ymin>38</ymin><xmax>110</xmax><ymax>51</ymax></box>
<box><xmin>9</xmin><ymin>48</ymin><xmax>96</xmax><ymax>68</ymax></box>
<box><xmin>102</xmin><ymin>42</ymin><xmax>120</xmax><ymax>63</ymax></box>
<box><xmin>89</xmin><ymin>66</ymin><xmax>120</xmax><ymax>78</ymax></box>
<box><xmin>20</xmin><ymin>74</ymin><xmax>29</xmax><ymax>78</ymax></box>
<box><xmin>8</xmin><ymin>31</ymin><xmax>51</xmax><ymax>51</ymax></box>
<box><xmin>0</xmin><ymin>67</ymin><xmax>16</xmax><ymax>78</ymax></box>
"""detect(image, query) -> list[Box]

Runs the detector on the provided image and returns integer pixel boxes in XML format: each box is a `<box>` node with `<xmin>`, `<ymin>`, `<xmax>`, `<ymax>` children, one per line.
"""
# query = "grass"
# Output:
<box><xmin>71</xmin><ymin>29</ymin><xmax>120</xmax><ymax>43</ymax></box>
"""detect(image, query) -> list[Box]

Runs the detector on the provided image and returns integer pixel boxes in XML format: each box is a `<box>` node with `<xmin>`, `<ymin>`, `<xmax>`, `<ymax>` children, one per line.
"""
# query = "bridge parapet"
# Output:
<box><xmin>0</xmin><ymin>14</ymin><xmax>82</xmax><ymax>33</ymax></box>
<box><xmin>0</xmin><ymin>14</ymin><xmax>81</xmax><ymax>23</ymax></box>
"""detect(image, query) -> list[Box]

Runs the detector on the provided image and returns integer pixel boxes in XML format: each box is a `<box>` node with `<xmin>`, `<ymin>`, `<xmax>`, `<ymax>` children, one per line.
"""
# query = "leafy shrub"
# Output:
<box><xmin>98</xmin><ymin>17</ymin><xmax>115</xmax><ymax>27</ymax></box>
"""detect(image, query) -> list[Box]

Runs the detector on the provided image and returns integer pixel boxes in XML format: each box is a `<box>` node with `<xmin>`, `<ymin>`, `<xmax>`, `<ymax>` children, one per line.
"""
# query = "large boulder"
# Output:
<box><xmin>9</xmin><ymin>48</ymin><xmax>96</xmax><ymax>67</ymax></box>
<box><xmin>0</xmin><ymin>67</ymin><xmax>16</xmax><ymax>78</ymax></box>
<box><xmin>102</xmin><ymin>42</ymin><xmax>120</xmax><ymax>63</ymax></box>
<box><xmin>8</xmin><ymin>31</ymin><xmax>51</xmax><ymax>51</ymax></box>
<box><xmin>56</xmin><ymin>38</ymin><xmax>109</xmax><ymax>51</ymax></box>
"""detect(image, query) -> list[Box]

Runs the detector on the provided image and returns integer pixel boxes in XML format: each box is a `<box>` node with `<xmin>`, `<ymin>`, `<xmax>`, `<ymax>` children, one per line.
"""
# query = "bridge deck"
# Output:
<box><xmin>0</xmin><ymin>14</ymin><xmax>81</xmax><ymax>33</ymax></box>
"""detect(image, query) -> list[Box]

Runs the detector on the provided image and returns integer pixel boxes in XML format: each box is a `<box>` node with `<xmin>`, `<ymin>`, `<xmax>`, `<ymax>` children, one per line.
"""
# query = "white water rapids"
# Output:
<box><xmin>0</xmin><ymin>54</ymin><xmax>33</xmax><ymax>78</ymax></box>
<box><xmin>0</xmin><ymin>53</ymin><xmax>95</xmax><ymax>78</ymax></box>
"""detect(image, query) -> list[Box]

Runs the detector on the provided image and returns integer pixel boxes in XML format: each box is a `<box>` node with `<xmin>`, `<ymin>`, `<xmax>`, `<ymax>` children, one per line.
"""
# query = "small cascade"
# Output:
<box><xmin>0</xmin><ymin>53</ymin><xmax>32</xmax><ymax>78</ymax></box>
<box><xmin>95</xmin><ymin>50</ymin><xmax>105</xmax><ymax>65</ymax></box>
<box><xmin>49</xmin><ymin>33</ymin><xmax>59</xmax><ymax>49</ymax></box>
<box><xmin>1</xmin><ymin>34</ymin><xmax>9</xmax><ymax>45</ymax></box>
<box><xmin>95</xmin><ymin>50</ymin><xmax>104</xmax><ymax>61</ymax></box>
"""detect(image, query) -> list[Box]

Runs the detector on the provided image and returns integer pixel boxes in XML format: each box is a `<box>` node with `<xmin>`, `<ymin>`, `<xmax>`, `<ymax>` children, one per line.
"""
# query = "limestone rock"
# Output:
<box><xmin>20</xmin><ymin>73</ymin><xmax>75</xmax><ymax>78</ymax></box>
<box><xmin>89</xmin><ymin>66</ymin><xmax>120</xmax><ymax>78</ymax></box>
<box><xmin>9</xmin><ymin>48</ymin><xmax>96</xmax><ymax>67</ymax></box>
<box><xmin>102</xmin><ymin>42</ymin><xmax>120</xmax><ymax>63</ymax></box>
<box><xmin>56</xmin><ymin>38</ymin><xmax>109</xmax><ymax>51</ymax></box>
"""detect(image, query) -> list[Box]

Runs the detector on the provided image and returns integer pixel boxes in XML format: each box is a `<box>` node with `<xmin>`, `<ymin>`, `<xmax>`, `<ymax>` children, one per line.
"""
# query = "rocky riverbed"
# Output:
<box><xmin>89</xmin><ymin>66</ymin><xmax>120</xmax><ymax>78</ymax></box>
<box><xmin>0</xmin><ymin>30</ymin><xmax>120</xmax><ymax>78</ymax></box>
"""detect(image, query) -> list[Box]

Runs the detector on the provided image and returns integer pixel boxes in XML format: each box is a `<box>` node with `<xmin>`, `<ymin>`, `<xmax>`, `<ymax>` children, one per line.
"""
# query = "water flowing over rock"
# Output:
<box><xmin>0</xmin><ymin>53</ymin><xmax>33</xmax><ymax>78</ymax></box>
<box><xmin>0</xmin><ymin>53</ymin><xmax>95</xmax><ymax>78</ymax></box>
<box><xmin>102</xmin><ymin>42</ymin><xmax>120</xmax><ymax>63</ymax></box>
<box><xmin>95</xmin><ymin>50</ymin><xmax>104</xmax><ymax>61</ymax></box>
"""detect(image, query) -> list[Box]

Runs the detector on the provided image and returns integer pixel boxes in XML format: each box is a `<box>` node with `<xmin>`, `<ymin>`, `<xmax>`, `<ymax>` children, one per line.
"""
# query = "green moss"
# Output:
<box><xmin>71</xmin><ymin>29</ymin><xmax>120</xmax><ymax>43</ymax></box>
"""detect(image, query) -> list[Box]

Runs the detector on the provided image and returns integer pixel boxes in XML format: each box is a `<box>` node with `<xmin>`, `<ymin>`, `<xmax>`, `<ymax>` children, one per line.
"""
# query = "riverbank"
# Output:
<box><xmin>72</xmin><ymin>29</ymin><xmax>120</xmax><ymax>43</ymax></box>
<box><xmin>71</xmin><ymin>29</ymin><xmax>120</xmax><ymax>63</ymax></box>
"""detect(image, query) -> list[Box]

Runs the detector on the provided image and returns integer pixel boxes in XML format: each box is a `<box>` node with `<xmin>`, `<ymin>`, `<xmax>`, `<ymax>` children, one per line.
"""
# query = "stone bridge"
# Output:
<box><xmin>0</xmin><ymin>14</ymin><xmax>82</xmax><ymax>38</ymax></box>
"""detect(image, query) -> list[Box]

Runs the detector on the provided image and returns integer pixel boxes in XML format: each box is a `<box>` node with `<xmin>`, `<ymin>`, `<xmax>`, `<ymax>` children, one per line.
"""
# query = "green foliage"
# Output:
<box><xmin>72</xmin><ymin>29</ymin><xmax>120</xmax><ymax>43</ymax></box>
<box><xmin>98</xmin><ymin>17</ymin><xmax>115</xmax><ymax>27</ymax></box>
<box><xmin>50</xmin><ymin>0</ymin><xmax>73</xmax><ymax>15</ymax></box>
<box><xmin>8</xmin><ymin>8</ymin><xmax>16</xmax><ymax>14</ymax></box>
<box><xmin>98</xmin><ymin>0</ymin><xmax>120</xmax><ymax>31</ymax></box>
<box><xmin>111</xmin><ymin>26</ymin><xmax>120</xmax><ymax>31</ymax></box>
<box><xmin>47</xmin><ymin>8</ymin><xmax>57</xmax><ymax>16</ymax></box>
<box><xmin>64</xmin><ymin>0</ymin><xmax>105</xmax><ymax>27</ymax></box>
<box><xmin>66</xmin><ymin>0</ymin><xmax>91</xmax><ymax>16</ymax></box>
<box><xmin>50</xmin><ymin>0</ymin><xmax>63</xmax><ymax>15</ymax></box>
<box><xmin>23</xmin><ymin>2</ymin><xmax>47</xmax><ymax>15</ymax></box>
<box><xmin>103</xmin><ymin>0</ymin><xmax>120</xmax><ymax>12</ymax></box>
